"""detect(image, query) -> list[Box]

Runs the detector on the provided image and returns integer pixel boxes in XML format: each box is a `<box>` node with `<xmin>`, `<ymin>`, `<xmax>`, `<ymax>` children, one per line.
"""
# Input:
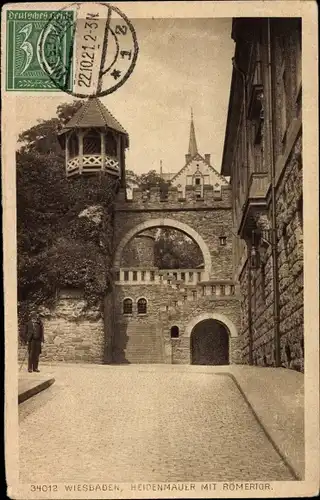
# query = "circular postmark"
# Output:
<box><xmin>38</xmin><ymin>2</ymin><xmax>138</xmax><ymax>98</ymax></box>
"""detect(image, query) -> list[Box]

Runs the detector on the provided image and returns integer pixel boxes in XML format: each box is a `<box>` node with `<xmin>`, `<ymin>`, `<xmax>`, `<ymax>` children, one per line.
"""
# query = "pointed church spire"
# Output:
<box><xmin>188</xmin><ymin>108</ymin><xmax>198</xmax><ymax>157</ymax></box>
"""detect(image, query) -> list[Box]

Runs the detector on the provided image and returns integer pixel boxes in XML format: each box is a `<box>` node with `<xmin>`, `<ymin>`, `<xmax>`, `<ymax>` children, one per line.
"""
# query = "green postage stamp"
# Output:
<box><xmin>6</xmin><ymin>10</ymin><xmax>75</xmax><ymax>91</ymax></box>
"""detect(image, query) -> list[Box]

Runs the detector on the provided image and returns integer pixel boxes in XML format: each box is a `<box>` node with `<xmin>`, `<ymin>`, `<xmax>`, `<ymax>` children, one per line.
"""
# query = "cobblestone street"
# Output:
<box><xmin>19</xmin><ymin>364</ymin><xmax>294</xmax><ymax>483</ymax></box>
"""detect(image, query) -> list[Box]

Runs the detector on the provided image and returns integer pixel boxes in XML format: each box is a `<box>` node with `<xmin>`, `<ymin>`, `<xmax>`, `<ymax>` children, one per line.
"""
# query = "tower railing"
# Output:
<box><xmin>66</xmin><ymin>154</ymin><xmax>120</xmax><ymax>177</ymax></box>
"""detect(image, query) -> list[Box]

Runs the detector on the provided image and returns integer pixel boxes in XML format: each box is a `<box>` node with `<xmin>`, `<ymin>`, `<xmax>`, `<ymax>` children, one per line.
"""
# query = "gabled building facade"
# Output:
<box><xmin>161</xmin><ymin>112</ymin><xmax>228</xmax><ymax>198</ymax></box>
<box><xmin>221</xmin><ymin>18</ymin><xmax>303</xmax><ymax>370</ymax></box>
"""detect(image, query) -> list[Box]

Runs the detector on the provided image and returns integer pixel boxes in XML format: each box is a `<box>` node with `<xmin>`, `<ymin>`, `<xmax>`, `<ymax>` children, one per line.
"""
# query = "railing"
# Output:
<box><xmin>66</xmin><ymin>155</ymin><xmax>120</xmax><ymax>177</ymax></box>
<box><xmin>115</xmin><ymin>268</ymin><xmax>206</xmax><ymax>284</ymax></box>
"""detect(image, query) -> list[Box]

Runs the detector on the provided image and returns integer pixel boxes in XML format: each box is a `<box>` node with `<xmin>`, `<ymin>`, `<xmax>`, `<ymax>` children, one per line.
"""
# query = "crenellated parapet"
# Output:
<box><xmin>116</xmin><ymin>184</ymin><xmax>232</xmax><ymax>210</ymax></box>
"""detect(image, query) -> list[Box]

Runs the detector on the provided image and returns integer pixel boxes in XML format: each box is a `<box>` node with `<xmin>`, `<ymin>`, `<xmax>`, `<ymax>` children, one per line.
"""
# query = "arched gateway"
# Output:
<box><xmin>110</xmin><ymin>109</ymin><xmax>240</xmax><ymax>365</ymax></box>
<box><xmin>39</xmin><ymin>98</ymin><xmax>241</xmax><ymax>366</ymax></box>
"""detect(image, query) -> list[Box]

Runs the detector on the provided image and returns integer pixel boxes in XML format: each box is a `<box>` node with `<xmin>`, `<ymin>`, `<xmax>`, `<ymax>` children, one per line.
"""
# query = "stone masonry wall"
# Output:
<box><xmin>114</xmin><ymin>206</ymin><xmax>234</xmax><ymax>281</ymax></box>
<box><xmin>239</xmin><ymin>134</ymin><xmax>303</xmax><ymax>370</ymax></box>
<box><xmin>33</xmin><ymin>292</ymin><xmax>105</xmax><ymax>364</ymax></box>
<box><xmin>114</xmin><ymin>282</ymin><xmax>241</xmax><ymax>365</ymax></box>
<box><xmin>276</xmin><ymin>135</ymin><xmax>303</xmax><ymax>371</ymax></box>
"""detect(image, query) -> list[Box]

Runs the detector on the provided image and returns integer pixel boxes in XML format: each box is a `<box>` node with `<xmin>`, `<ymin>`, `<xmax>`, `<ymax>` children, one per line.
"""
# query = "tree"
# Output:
<box><xmin>154</xmin><ymin>228</ymin><xmax>203</xmax><ymax>269</ymax></box>
<box><xmin>16</xmin><ymin>100</ymin><xmax>117</xmax><ymax>337</ymax></box>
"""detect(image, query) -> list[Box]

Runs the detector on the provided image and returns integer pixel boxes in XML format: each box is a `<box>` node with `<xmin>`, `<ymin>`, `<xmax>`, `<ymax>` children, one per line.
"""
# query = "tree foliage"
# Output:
<box><xmin>125</xmin><ymin>171</ymin><xmax>202</xmax><ymax>269</ymax></box>
<box><xmin>17</xmin><ymin>99</ymin><xmax>118</xmax><ymax>334</ymax></box>
<box><xmin>154</xmin><ymin>228</ymin><xmax>203</xmax><ymax>269</ymax></box>
<box><xmin>126</xmin><ymin>168</ymin><xmax>170</xmax><ymax>193</ymax></box>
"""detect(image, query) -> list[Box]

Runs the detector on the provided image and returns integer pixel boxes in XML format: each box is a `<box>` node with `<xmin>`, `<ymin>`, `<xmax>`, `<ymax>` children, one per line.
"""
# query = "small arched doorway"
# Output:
<box><xmin>191</xmin><ymin>319</ymin><xmax>229</xmax><ymax>365</ymax></box>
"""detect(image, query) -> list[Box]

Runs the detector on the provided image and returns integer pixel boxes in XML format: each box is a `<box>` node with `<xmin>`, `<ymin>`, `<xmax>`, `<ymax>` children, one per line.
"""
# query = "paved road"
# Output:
<box><xmin>19</xmin><ymin>364</ymin><xmax>294</xmax><ymax>483</ymax></box>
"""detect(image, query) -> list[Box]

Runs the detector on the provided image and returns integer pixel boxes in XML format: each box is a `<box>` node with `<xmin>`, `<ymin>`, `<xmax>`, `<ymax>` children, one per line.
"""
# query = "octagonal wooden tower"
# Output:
<box><xmin>58</xmin><ymin>97</ymin><xmax>129</xmax><ymax>182</ymax></box>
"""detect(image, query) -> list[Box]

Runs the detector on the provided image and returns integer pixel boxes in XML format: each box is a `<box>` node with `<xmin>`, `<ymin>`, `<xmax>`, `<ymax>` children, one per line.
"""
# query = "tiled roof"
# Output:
<box><xmin>60</xmin><ymin>98</ymin><xmax>128</xmax><ymax>136</ymax></box>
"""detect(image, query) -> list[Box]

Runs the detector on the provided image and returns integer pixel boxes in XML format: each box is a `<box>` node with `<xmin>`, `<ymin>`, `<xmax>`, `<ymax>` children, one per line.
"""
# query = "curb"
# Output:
<box><xmin>18</xmin><ymin>378</ymin><xmax>55</xmax><ymax>404</ymax></box>
<box><xmin>219</xmin><ymin>372</ymin><xmax>301</xmax><ymax>481</ymax></box>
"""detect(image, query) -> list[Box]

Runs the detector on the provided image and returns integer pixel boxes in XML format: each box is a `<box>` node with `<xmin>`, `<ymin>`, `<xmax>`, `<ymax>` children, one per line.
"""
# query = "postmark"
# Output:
<box><xmin>6</xmin><ymin>3</ymin><xmax>139</xmax><ymax>97</ymax></box>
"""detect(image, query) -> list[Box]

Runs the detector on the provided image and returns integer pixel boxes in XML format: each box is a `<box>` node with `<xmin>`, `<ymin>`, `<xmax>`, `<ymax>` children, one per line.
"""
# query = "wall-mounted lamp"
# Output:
<box><xmin>250</xmin><ymin>245</ymin><xmax>260</xmax><ymax>269</ymax></box>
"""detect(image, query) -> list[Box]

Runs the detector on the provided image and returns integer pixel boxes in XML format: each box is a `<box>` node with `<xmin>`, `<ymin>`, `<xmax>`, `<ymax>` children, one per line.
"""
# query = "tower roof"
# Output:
<box><xmin>188</xmin><ymin>109</ymin><xmax>198</xmax><ymax>157</ymax></box>
<box><xmin>60</xmin><ymin>97</ymin><xmax>128</xmax><ymax>137</ymax></box>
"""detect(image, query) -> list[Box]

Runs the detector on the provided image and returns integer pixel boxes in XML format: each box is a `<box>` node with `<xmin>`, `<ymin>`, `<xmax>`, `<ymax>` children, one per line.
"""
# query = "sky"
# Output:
<box><xmin>15</xmin><ymin>18</ymin><xmax>235</xmax><ymax>176</ymax></box>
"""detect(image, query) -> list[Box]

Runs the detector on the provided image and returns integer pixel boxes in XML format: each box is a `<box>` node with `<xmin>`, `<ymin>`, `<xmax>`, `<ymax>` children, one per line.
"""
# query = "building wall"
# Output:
<box><xmin>115</xmin><ymin>186</ymin><xmax>234</xmax><ymax>281</ymax></box>
<box><xmin>24</xmin><ymin>291</ymin><xmax>105</xmax><ymax>363</ymax></box>
<box><xmin>221</xmin><ymin>18</ymin><xmax>303</xmax><ymax>370</ymax></box>
<box><xmin>170</xmin><ymin>155</ymin><xmax>228</xmax><ymax>198</ymax></box>
<box><xmin>112</xmin><ymin>184</ymin><xmax>241</xmax><ymax>365</ymax></box>
<box><xmin>121</xmin><ymin>233</ymin><xmax>156</xmax><ymax>267</ymax></box>
<box><xmin>114</xmin><ymin>282</ymin><xmax>241</xmax><ymax>365</ymax></box>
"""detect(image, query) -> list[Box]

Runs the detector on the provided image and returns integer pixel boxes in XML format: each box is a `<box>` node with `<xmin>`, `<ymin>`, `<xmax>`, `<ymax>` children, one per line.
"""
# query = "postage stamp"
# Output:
<box><xmin>6</xmin><ymin>3</ymin><xmax>139</xmax><ymax>96</ymax></box>
<box><xmin>6</xmin><ymin>10</ymin><xmax>75</xmax><ymax>91</ymax></box>
<box><xmin>2</xmin><ymin>1</ymin><xmax>319</xmax><ymax>499</ymax></box>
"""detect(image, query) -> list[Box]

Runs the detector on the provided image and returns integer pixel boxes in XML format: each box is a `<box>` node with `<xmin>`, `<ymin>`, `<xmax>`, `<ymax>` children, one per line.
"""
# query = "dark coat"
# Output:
<box><xmin>26</xmin><ymin>319</ymin><xmax>44</xmax><ymax>344</ymax></box>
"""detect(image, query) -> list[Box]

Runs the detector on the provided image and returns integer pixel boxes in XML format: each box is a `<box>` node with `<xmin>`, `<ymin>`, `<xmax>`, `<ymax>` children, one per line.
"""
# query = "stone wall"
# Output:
<box><xmin>276</xmin><ymin>135</ymin><xmax>303</xmax><ymax>371</ymax></box>
<box><xmin>238</xmin><ymin>134</ymin><xmax>303</xmax><ymax>370</ymax></box>
<box><xmin>33</xmin><ymin>291</ymin><xmax>105</xmax><ymax>364</ymax></box>
<box><xmin>114</xmin><ymin>282</ymin><xmax>241</xmax><ymax>365</ymax></box>
<box><xmin>114</xmin><ymin>205</ymin><xmax>234</xmax><ymax>281</ymax></box>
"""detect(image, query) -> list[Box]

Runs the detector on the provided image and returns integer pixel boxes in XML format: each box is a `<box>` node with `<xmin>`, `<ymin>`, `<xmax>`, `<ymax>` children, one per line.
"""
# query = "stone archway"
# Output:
<box><xmin>191</xmin><ymin>320</ymin><xmax>229</xmax><ymax>365</ymax></box>
<box><xmin>113</xmin><ymin>217</ymin><xmax>212</xmax><ymax>277</ymax></box>
<box><xmin>185</xmin><ymin>313</ymin><xmax>238</xmax><ymax>366</ymax></box>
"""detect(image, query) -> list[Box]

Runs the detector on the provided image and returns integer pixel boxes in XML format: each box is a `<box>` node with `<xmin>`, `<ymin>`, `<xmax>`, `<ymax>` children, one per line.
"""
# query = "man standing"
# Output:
<box><xmin>26</xmin><ymin>311</ymin><xmax>44</xmax><ymax>373</ymax></box>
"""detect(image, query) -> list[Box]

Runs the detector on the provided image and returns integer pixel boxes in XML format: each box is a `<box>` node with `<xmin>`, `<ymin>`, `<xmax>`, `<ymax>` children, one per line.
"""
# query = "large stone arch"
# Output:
<box><xmin>185</xmin><ymin>312</ymin><xmax>238</xmax><ymax>338</ymax></box>
<box><xmin>114</xmin><ymin>217</ymin><xmax>212</xmax><ymax>275</ymax></box>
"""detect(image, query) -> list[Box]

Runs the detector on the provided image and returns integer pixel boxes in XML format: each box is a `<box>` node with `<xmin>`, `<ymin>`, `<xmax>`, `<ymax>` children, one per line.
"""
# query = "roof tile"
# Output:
<box><xmin>61</xmin><ymin>98</ymin><xmax>128</xmax><ymax>136</ymax></box>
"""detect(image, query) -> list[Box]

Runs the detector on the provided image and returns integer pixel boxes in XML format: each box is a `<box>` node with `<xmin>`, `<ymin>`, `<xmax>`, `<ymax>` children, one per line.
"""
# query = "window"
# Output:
<box><xmin>150</xmin><ymin>271</ymin><xmax>155</xmax><ymax>281</ymax></box>
<box><xmin>197</xmin><ymin>272</ymin><xmax>201</xmax><ymax>282</ymax></box>
<box><xmin>69</xmin><ymin>132</ymin><xmax>79</xmax><ymax>159</ymax></box>
<box><xmin>133</xmin><ymin>271</ymin><xmax>137</xmax><ymax>281</ymax></box>
<box><xmin>115</xmin><ymin>271</ymin><xmax>120</xmax><ymax>281</ymax></box>
<box><xmin>278</xmin><ymin>35</ymin><xmax>288</xmax><ymax>142</ymax></box>
<box><xmin>219</xmin><ymin>236</ymin><xmax>227</xmax><ymax>246</ymax></box>
<box><xmin>141</xmin><ymin>271</ymin><xmax>146</xmax><ymax>281</ymax></box>
<box><xmin>189</xmin><ymin>272</ymin><xmax>194</xmax><ymax>282</ymax></box>
<box><xmin>105</xmin><ymin>131</ymin><xmax>117</xmax><ymax>157</ymax></box>
<box><xmin>170</xmin><ymin>326</ymin><xmax>179</xmax><ymax>338</ymax></box>
<box><xmin>181</xmin><ymin>272</ymin><xmax>186</xmax><ymax>281</ymax></box>
<box><xmin>137</xmin><ymin>298</ymin><xmax>147</xmax><ymax>314</ymax></box>
<box><xmin>195</xmin><ymin>178</ymin><xmax>201</xmax><ymax>185</ymax></box>
<box><xmin>83</xmin><ymin>129</ymin><xmax>101</xmax><ymax>155</ymax></box>
<box><xmin>124</xmin><ymin>271</ymin><xmax>129</xmax><ymax>281</ymax></box>
<box><xmin>230</xmin><ymin>285</ymin><xmax>235</xmax><ymax>296</ymax></box>
<box><xmin>123</xmin><ymin>298</ymin><xmax>133</xmax><ymax>315</ymax></box>
<box><xmin>211</xmin><ymin>285</ymin><xmax>216</xmax><ymax>294</ymax></box>
<box><xmin>220</xmin><ymin>285</ymin><xmax>225</xmax><ymax>295</ymax></box>
<box><xmin>192</xmin><ymin>290</ymin><xmax>197</xmax><ymax>299</ymax></box>
<box><xmin>183</xmin><ymin>295</ymin><xmax>187</xmax><ymax>302</ymax></box>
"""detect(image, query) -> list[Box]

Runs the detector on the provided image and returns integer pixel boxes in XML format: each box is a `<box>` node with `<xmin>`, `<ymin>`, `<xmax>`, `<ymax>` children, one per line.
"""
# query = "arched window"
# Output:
<box><xmin>83</xmin><ymin>129</ymin><xmax>101</xmax><ymax>155</ymax></box>
<box><xmin>137</xmin><ymin>298</ymin><xmax>147</xmax><ymax>314</ymax></box>
<box><xmin>123</xmin><ymin>298</ymin><xmax>133</xmax><ymax>315</ymax></box>
<box><xmin>170</xmin><ymin>326</ymin><xmax>179</xmax><ymax>338</ymax></box>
